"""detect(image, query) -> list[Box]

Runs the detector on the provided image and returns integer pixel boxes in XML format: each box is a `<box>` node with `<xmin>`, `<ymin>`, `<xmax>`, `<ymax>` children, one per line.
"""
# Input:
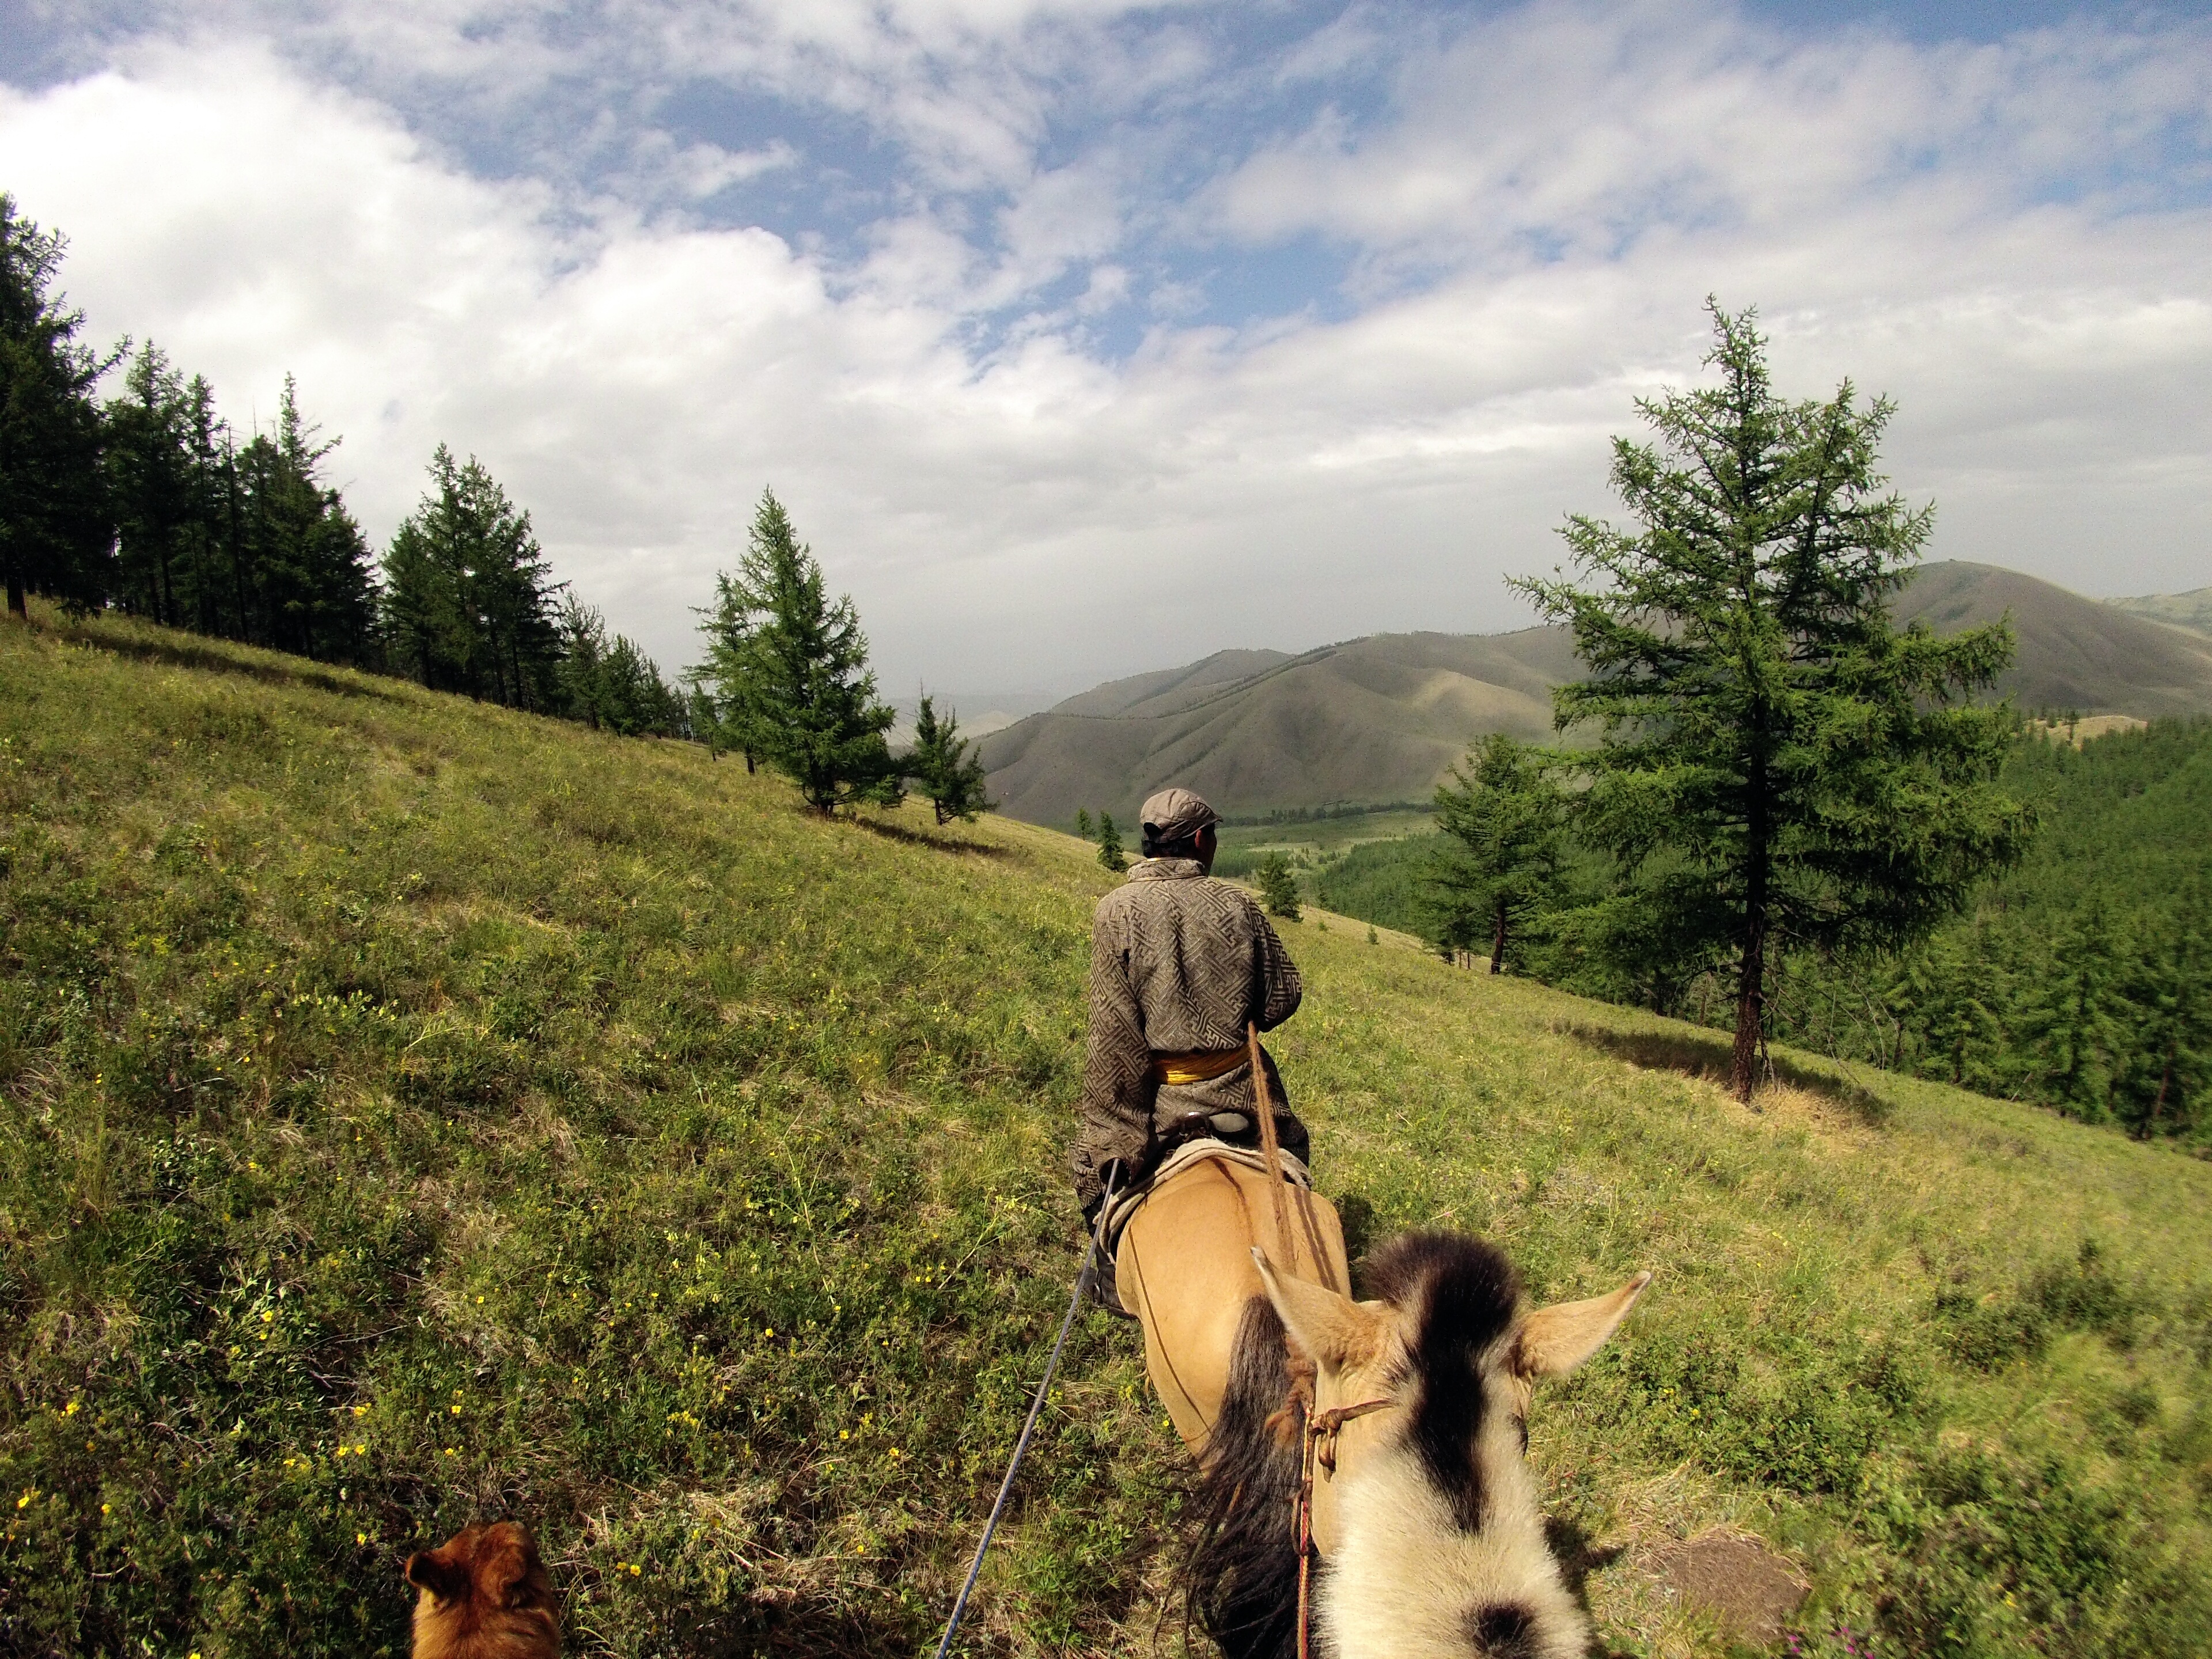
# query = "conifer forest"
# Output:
<box><xmin>0</xmin><ymin>194</ymin><xmax>988</xmax><ymax>821</ymax></box>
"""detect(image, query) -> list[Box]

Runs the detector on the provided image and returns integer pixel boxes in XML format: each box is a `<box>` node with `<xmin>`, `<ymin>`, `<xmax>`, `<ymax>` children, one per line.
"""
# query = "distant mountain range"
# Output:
<box><xmin>978</xmin><ymin>561</ymin><xmax>2212</xmax><ymax>825</ymax></box>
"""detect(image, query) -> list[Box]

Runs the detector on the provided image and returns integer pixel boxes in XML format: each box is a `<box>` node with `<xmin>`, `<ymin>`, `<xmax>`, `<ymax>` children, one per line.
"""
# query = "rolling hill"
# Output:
<box><xmin>1893</xmin><ymin>563</ymin><xmax>2212</xmax><ymax>715</ymax></box>
<box><xmin>4</xmin><ymin>607</ymin><xmax>2211</xmax><ymax>1657</ymax></box>
<box><xmin>2108</xmin><ymin>584</ymin><xmax>2212</xmax><ymax>639</ymax></box>
<box><xmin>982</xmin><ymin>561</ymin><xmax>2212</xmax><ymax>825</ymax></box>
<box><xmin>980</xmin><ymin>627</ymin><xmax>1581</xmax><ymax>825</ymax></box>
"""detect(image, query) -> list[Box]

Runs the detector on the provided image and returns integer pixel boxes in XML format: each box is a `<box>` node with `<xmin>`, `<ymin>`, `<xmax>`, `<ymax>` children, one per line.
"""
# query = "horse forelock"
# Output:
<box><xmin>1361</xmin><ymin>1233</ymin><xmax>1521</xmax><ymax>1534</ymax></box>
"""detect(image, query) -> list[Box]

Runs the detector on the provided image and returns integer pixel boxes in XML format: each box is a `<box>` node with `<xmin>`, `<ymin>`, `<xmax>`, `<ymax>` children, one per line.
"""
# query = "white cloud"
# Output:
<box><xmin>0</xmin><ymin>4</ymin><xmax>2207</xmax><ymax>702</ymax></box>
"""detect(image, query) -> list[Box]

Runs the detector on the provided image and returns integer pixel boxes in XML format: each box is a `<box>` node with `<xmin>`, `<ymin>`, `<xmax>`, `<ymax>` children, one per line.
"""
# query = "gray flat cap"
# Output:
<box><xmin>1139</xmin><ymin>786</ymin><xmax>1221</xmax><ymax>840</ymax></box>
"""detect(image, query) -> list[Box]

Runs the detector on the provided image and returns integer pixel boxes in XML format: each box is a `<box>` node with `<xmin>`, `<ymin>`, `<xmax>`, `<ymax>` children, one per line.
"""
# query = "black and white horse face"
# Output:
<box><xmin>1256</xmin><ymin>1235</ymin><xmax>1650</xmax><ymax>1659</ymax></box>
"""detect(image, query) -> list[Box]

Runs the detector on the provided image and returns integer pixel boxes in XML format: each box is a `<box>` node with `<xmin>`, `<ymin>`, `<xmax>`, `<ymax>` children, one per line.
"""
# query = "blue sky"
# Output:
<box><xmin>3</xmin><ymin>1</ymin><xmax>2209</xmax><ymax>699</ymax></box>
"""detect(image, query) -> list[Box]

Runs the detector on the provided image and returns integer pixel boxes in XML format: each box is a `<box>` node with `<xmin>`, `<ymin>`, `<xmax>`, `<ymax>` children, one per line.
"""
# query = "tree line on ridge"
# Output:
<box><xmin>0</xmin><ymin>193</ymin><xmax>991</xmax><ymax>825</ymax></box>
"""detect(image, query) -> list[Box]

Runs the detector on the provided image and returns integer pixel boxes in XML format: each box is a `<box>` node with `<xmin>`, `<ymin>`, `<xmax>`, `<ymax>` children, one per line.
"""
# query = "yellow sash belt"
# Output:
<box><xmin>1151</xmin><ymin>1047</ymin><xmax>1251</xmax><ymax>1086</ymax></box>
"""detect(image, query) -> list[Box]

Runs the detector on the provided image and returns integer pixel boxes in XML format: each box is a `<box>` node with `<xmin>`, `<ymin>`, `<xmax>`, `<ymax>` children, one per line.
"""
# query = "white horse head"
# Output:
<box><xmin>1256</xmin><ymin>1234</ymin><xmax>1650</xmax><ymax>1659</ymax></box>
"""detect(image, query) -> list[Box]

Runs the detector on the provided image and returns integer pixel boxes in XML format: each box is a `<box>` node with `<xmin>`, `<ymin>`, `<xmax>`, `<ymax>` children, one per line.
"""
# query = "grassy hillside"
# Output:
<box><xmin>982</xmin><ymin>562</ymin><xmax>2212</xmax><ymax>827</ymax></box>
<box><xmin>5</xmin><ymin>611</ymin><xmax>2212</xmax><ymax>1658</ymax></box>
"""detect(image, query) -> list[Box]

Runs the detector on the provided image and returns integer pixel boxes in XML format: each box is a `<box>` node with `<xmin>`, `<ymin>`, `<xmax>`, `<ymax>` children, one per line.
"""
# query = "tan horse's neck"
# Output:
<box><xmin>1115</xmin><ymin>1151</ymin><xmax>1346</xmax><ymax>1455</ymax></box>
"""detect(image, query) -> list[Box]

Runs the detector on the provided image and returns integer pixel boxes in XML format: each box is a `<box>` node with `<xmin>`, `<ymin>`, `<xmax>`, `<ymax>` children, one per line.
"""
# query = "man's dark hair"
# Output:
<box><xmin>1142</xmin><ymin>830</ymin><xmax>1206</xmax><ymax>861</ymax></box>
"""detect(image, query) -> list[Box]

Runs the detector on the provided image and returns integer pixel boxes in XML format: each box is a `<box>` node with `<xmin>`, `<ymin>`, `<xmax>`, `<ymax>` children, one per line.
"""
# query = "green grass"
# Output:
<box><xmin>5</xmin><ymin>608</ymin><xmax>2211</xmax><ymax>1657</ymax></box>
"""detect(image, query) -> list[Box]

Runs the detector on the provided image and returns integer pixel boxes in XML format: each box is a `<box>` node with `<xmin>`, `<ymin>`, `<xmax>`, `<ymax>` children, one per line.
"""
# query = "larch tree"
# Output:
<box><xmin>558</xmin><ymin>595</ymin><xmax>611</xmax><ymax>727</ymax></box>
<box><xmin>1255</xmin><ymin>850</ymin><xmax>1301</xmax><ymax>920</ymax></box>
<box><xmin>1517</xmin><ymin>301</ymin><xmax>2032</xmax><ymax>1101</ymax></box>
<box><xmin>245</xmin><ymin>378</ymin><xmax>378</xmax><ymax>664</ymax></box>
<box><xmin>907</xmin><ymin>695</ymin><xmax>992</xmax><ymax>824</ymax></box>
<box><xmin>1096</xmin><ymin>811</ymin><xmax>1127</xmax><ymax>872</ymax></box>
<box><xmin>693</xmin><ymin>567</ymin><xmax>768</xmax><ymax>771</ymax></box>
<box><xmin>381</xmin><ymin>446</ymin><xmax>564</xmax><ymax>708</ymax></box>
<box><xmin>0</xmin><ymin>194</ymin><xmax>113</xmax><ymax>618</ymax></box>
<box><xmin>2119</xmin><ymin>884</ymin><xmax>2209</xmax><ymax>1139</ymax></box>
<box><xmin>700</xmin><ymin>490</ymin><xmax>900</xmax><ymax>813</ymax></box>
<box><xmin>1430</xmin><ymin>733</ymin><xmax>1565</xmax><ymax>974</ymax></box>
<box><xmin>105</xmin><ymin>342</ymin><xmax>191</xmax><ymax>627</ymax></box>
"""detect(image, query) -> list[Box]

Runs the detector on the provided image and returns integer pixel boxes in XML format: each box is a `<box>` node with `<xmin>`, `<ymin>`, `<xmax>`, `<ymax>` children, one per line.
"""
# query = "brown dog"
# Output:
<box><xmin>404</xmin><ymin>1521</ymin><xmax>560</xmax><ymax>1659</ymax></box>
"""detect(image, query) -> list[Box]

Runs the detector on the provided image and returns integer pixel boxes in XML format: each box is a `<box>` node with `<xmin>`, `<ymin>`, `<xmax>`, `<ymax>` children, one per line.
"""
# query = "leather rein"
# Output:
<box><xmin>1294</xmin><ymin>1395</ymin><xmax>1393</xmax><ymax>1659</ymax></box>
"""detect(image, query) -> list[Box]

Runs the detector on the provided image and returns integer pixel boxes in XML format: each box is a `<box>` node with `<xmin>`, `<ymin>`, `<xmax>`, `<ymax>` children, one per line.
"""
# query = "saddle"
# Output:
<box><xmin>1100</xmin><ymin>1132</ymin><xmax>1313</xmax><ymax>1261</ymax></box>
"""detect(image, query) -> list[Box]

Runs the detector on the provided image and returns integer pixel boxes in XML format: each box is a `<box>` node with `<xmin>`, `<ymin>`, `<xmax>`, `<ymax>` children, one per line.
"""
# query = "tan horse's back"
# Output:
<box><xmin>1114</xmin><ymin>1152</ymin><xmax>1350</xmax><ymax>1455</ymax></box>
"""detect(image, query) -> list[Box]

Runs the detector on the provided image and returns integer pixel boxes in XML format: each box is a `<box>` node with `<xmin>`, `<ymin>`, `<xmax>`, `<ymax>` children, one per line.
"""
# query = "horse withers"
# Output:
<box><xmin>1114</xmin><ymin>1146</ymin><xmax>1649</xmax><ymax>1659</ymax></box>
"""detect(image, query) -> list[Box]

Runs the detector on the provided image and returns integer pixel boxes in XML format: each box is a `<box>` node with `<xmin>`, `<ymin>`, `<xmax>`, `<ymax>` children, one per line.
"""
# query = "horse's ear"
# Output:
<box><xmin>1253</xmin><ymin>1247</ymin><xmax>1387</xmax><ymax>1374</ymax></box>
<box><xmin>1511</xmin><ymin>1271</ymin><xmax>1652</xmax><ymax>1380</ymax></box>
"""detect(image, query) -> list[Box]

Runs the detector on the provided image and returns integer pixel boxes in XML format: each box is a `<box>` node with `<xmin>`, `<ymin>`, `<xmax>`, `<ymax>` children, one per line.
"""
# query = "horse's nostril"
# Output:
<box><xmin>1464</xmin><ymin>1602</ymin><xmax>1539</xmax><ymax>1657</ymax></box>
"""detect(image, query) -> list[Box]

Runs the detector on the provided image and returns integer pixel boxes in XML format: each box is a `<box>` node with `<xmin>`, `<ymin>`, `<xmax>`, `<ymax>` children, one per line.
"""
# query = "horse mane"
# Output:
<box><xmin>1182</xmin><ymin>1294</ymin><xmax>1305</xmax><ymax>1659</ymax></box>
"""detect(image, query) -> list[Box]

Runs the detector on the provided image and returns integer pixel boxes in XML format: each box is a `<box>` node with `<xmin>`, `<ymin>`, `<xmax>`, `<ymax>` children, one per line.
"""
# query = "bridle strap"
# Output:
<box><xmin>1295</xmin><ymin>1397</ymin><xmax>1392</xmax><ymax>1659</ymax></box>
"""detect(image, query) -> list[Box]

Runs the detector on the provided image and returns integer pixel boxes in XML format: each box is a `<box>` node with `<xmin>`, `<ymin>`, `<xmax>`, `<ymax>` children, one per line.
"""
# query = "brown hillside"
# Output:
<box><xmin>2107</xmin><ymin>583</ymin><xmax>2212</xmax><ymax>639</ymax></box>
<box><xmin>1048</xmin><ymin>647</ymin><xmax>1294</xmax><ymax>717</ymax></box>
<box><xmin>1893</xmin><ymin>561</ymin><xmax>2212</xmax><ymax>718</ymax></box>
<box><xmin>980</xmin><ymin>627</ymin><xmax>1577</xmax><ymax>824</ymax></box>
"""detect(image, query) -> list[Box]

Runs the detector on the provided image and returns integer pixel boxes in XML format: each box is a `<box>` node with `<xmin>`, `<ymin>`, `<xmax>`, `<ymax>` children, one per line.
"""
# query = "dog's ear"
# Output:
<box><xmin>406</xmin><ymin>1548</ymin><xmax>468</xmax><ymax>1602</ymax></box>
<box><xmin>476</xmin><ymin>1523</ymin><xmax>540</xmax><ymax>1607</ymax></box>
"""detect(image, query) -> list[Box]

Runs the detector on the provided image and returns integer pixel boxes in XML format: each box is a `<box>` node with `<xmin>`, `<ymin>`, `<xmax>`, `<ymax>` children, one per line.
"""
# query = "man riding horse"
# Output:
<box><xmin>1073</xmin><ymin>786</ymin><xmax>1652</xmax><ymax>1659</ymax></box>
<box><xmin>1071</xmin><ymin>786</ymin><xmax>1309</xmax><ymax>1265</ymax></box>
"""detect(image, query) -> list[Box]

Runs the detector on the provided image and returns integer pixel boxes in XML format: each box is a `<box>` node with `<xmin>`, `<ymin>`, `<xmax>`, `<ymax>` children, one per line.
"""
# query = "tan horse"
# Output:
<box><xmin>1116</xmin><ymin>1150</ymin><xmax>1649</xmax><ymax>1659</ymax></box>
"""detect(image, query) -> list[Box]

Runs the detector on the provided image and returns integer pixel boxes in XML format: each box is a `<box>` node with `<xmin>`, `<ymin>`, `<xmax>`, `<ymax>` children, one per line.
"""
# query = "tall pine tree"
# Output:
<box><xmin>696</xmin><ymin>490</ymin><xmax>899</xmax><ymax>813</ymax></box>
<box><xmin>381</xmin><ymin>446</ymin><xmax>564</xmax><ymax>709</ymax></box>
<box><xmin>692</xmin><ymin>567</ymin><xmax>768</xmax><ymax>771</ymax></box>
<box><xmin>2119</xmin><ymin>885</ymin><xmax>2210</xmax><ymax>1139</ymax></box>
<box><xmin>907</xmin><ymin>695</ymin><xmax>992</xmax><ymax>824</ymax></box>
<box><xmin>241</xmin><ymin>379</ymin><xmax>378</xmax><ymax>662</ymax></box>
<box><xmin>1519</xmin><ymin>302</ymin><xmax>2032</xmax><ymax>1100</ymax></box>
<box><xmin>1430</xmin><ymin>733</ymin><xmax>1565</xmax><ymax>974</ymax></box>
<box><xmin>0</xmin><ymin>195</ymin><xmax>113</xmax><ymax>618</ymax></box>
<box><xmin>105</xmin><ymin>342</ymin><xmax>191</xmax><ymax>627</ymax></box>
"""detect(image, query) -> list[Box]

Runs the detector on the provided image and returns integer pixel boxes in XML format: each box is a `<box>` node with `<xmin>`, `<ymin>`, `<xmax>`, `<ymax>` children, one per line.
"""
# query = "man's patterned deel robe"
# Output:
<box><xmin>1072</xmin><ymin>857</ymin><xmax>1306</xmax><ymax>1212</ymax></box>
